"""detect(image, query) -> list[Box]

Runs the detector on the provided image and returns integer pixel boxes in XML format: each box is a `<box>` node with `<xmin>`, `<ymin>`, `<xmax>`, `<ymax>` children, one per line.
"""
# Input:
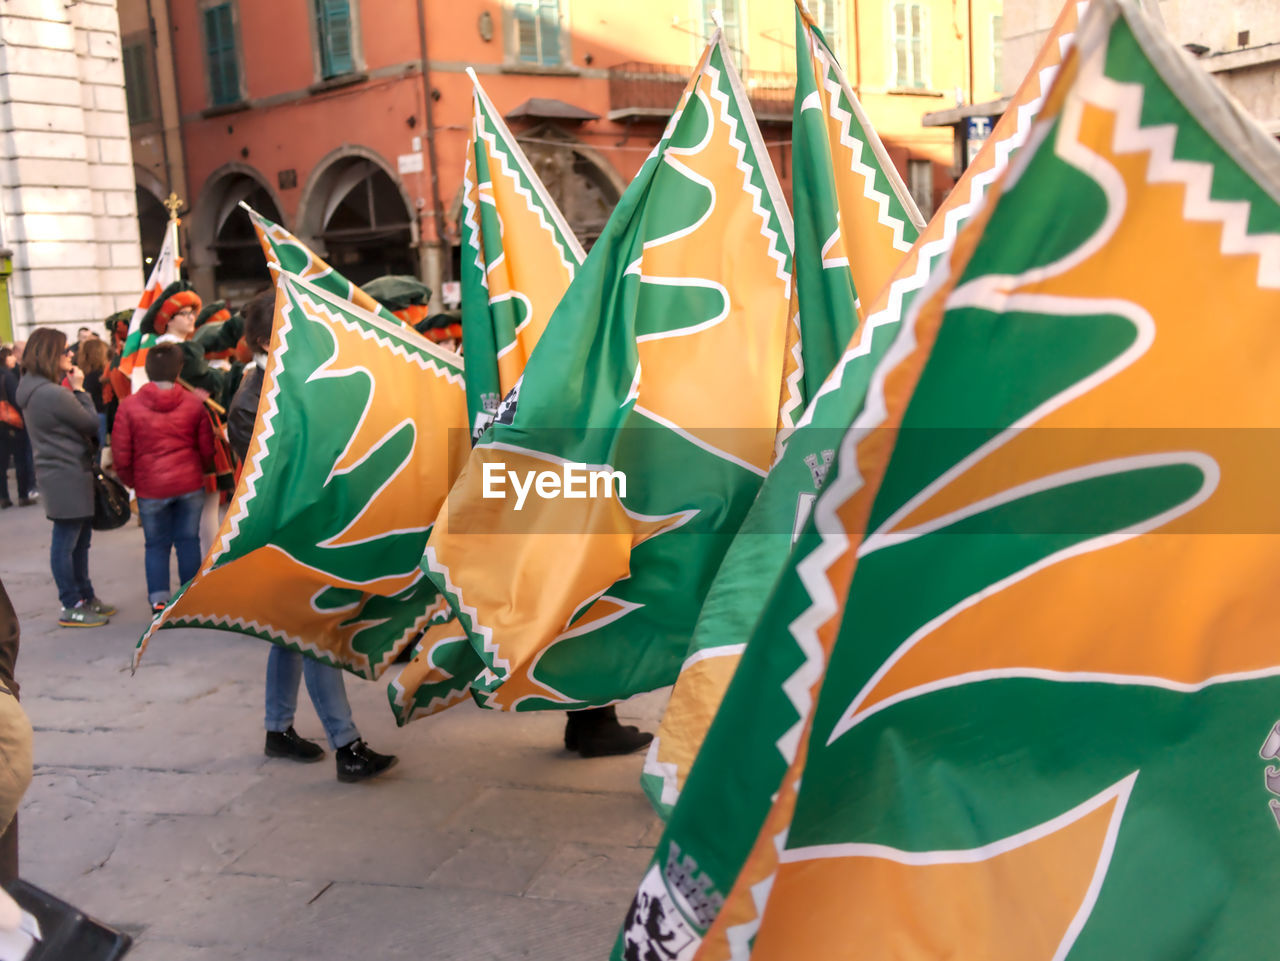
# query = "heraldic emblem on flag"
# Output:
<box><xmin>135</xmin><ymin>265</ymin><xmax>468</xmax><ymax>679</ymax></box>
<box><xmin>641</xmin><ymin>0</ymin><xmax>926</xmax><ymax>816</ymax></box>
<box><xmin>418</xmin><ymin>30</ymin><xmax>793</xmax><ymax>719</ymax></box>
<box><xmin>621</xmin><ymin>0</ymin><xmax>1280</xmax><ymax>958</ymax></box>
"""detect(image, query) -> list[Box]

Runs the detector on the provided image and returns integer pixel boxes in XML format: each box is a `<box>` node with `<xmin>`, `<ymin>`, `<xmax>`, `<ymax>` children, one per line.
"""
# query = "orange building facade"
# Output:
<box><xmin>118</xmin><ymin>0</ymin><xmax>1002</xmax><ymax>306</ymax></box>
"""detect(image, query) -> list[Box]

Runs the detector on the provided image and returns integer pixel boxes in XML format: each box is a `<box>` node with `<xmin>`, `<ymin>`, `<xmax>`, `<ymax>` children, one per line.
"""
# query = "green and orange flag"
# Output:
<box><xmin>244</xmin><ymin>205</ymin><xmax>406</xmax><ymax>326</ymax></box>
<box><xmin>134</xmin><ymin>222</ymin><xmax>468</xmax><ymax>678</ymax></box>
<box><xmin>620</xmin><ymin>0</ymin><xmax>1089</xmax><ymax>949</ymax></box>
<box><xmin>383</xmin><ymin>76</ymin><xmax>586</xmax><ymax>722</ymax></box>
<box><xmin>115</xmin><ymin>216</ymin><xmax>181</xmax><ymax>393</ymax></box>
<box><xmin>460</xmin><ymin>69</ymin><xmax>585</xmax><ymax>440</ymax></box>
<box><xmin>409</xmin><ymin>31</ymin><xmax>793</xmax><ymax>720</ymax></box>
<box><xmin>641</xmin><ymin>0</ymin><xmax>925</xmax><ymax>815</ymax></box>
<box><xmin>619</xmin><ymin>0</ymin><xmax>1280</xmax><ymax>957</ymax></box>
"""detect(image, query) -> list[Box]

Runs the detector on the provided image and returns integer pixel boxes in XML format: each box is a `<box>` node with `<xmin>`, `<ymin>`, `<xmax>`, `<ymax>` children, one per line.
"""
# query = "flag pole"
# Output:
<box><xmin>163</xmin><ymin>192</ymin><xmax>183</xmax><ymax>268</ymax></box>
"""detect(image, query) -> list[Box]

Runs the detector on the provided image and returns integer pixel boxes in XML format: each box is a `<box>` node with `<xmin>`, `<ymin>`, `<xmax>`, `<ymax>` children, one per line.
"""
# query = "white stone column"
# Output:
<box><xmin>0</xmin><ymin>0</ymin><xmax>142</xmax><ymax>341</ymax></box>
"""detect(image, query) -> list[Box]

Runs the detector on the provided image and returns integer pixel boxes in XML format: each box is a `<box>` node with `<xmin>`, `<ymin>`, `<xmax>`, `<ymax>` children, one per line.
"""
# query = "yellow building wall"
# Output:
<box><xmin>570</xmin><ymin>0</ymin><xmax>1003</xmax><ymax>210</ymax></box>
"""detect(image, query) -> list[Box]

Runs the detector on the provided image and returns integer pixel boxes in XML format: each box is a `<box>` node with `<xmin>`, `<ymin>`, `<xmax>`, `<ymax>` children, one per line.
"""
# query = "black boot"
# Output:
<box><xmin>336</xmin><ymin>738</ymin><xmax>398</xmax><ymax>782</ymax></box>
<box><xmin>564</xmin><ymin>706</ymin><xmax>653</xmax><ymax>758</ymax></box>
<box><xmin>264</xmin><ymin>726</ymin><xmax>324</xmax><ymax>762</ymax></box>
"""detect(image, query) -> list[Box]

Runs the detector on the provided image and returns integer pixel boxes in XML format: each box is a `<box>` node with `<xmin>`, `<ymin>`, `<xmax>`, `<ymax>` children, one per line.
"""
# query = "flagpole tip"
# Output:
<box><xmin>710</xmin><ymin>8</ymin><xmax>723</xmax><ymax>29</ymax></box>
<box><xmin>465</xmin><ymin>66</ymin><xmax>479</xmax><ymax>85</ymax></box>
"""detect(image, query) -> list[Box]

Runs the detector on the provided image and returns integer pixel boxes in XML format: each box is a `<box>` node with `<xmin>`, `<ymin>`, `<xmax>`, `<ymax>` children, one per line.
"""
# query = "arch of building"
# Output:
<box><xmin>188</xmin><ymin>162</ymin><xmax>289</xmax><ymax>303</ymax></box>
<box><xmin>134</xmin><ymin>165</ymin><xmax>171</xmax><ymax>274</ymax></box>
<box><xmin>295</xmin><ymin>146</ymin><xmax>420</xmax><ymax>288</ymax></box>
<box><xmin>446</xmin><ymin>125</ymin><xmax>626</xmax><ymax>254</ymax></box>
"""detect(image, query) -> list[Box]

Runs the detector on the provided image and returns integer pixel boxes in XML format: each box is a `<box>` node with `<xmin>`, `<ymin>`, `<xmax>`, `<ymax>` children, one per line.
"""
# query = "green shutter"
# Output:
<box><xmin>317</xmin><ymin>0</ymin><xmax>354</xmax><ymax>78</ymax></box>
<box><xmin>204</xmin><ymin>4</ymin><xmax>240</xmax><ymax>106</ymax></box>
<box><xmin>123</xmin><ymin>44</ymin><xmax>151</xmax><ymax>123</ymax></box>
<box><xmin>513</xmin><ymin>1</ymin><xmax>538</xmax><ymax>62</ymax></box>
<box><xmin>537</xmin><ymin>0</ymin><xmax>561</xmax><ymax>66</ymax></box>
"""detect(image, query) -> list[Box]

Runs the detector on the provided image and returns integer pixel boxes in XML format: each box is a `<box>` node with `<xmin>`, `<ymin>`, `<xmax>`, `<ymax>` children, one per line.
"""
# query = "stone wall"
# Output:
<box><xmin>0</xmin><ymin>0</ymin><xmax>142</xmax><ymax>341</ymax></box>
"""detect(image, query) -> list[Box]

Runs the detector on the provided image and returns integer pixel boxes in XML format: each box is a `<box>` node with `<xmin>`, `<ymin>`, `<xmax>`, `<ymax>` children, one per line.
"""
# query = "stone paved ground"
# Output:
<box><xmin>0</xmin><ymin>495</ymin><xmax>667</xmax><ymax>960</ymax></box>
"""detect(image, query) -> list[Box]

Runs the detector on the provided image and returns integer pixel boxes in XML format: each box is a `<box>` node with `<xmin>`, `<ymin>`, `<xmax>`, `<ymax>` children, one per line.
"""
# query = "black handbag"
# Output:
<box><xmin>91</xmin><ymin>469</ymin><xmax>131</xmax><ymax>531</ymax></box>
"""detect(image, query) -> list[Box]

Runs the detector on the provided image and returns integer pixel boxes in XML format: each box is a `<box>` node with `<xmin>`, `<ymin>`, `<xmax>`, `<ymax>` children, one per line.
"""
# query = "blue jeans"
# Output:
<box><xmin>137</xmin><ymin>490</ymin><xmax>204</xmax><ymax>605</ymax></box>
<box><xmin>264</xmin><ymin>647</ymin><xmax>359</xmax><ymax>750</ymax></box>
<box><xmin>50</xmin><ymin>518</ymin><xmax>94</xmax><ymax>609</ymax></box>
<box><xmin>95</xmin><ymin>414</ymin><xmax>107</xmax><ymax>464</ymax></box>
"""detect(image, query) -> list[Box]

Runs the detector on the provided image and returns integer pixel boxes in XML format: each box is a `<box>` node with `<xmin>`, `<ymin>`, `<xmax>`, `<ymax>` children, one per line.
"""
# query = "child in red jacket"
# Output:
<box><xmin>112</xmin><ymin>343</ymin><xmax>214</xmax><ymax>612</ymax></box>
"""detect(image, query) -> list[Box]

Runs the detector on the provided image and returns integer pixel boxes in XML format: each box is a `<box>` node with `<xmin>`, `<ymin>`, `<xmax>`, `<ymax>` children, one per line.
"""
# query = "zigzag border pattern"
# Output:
<box><xmin>812</xmin><ymin>43</ymin><xmax>920</xmax><ymax>253</ymax></box>
<box><xmin>719</xmin><ymin>5</ymin><xmax>1090</xmax><ymax>957</ymax></box>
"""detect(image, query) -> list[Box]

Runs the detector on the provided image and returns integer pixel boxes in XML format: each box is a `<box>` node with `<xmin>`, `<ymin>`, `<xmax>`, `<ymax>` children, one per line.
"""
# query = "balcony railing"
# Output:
<box><xmin>607</xmin><ymin>61</ymin><xmax>795</xmax><ymax>123</ymax></box>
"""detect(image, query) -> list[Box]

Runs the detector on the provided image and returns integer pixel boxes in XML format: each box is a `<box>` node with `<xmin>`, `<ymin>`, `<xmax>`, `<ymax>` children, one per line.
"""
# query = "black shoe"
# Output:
<box><xmin>0</xmin><ymin>499</ymin><xmax>11</xmax><ymax>510</ymax></box>
<box><xmin>335</xmin><ymin>738</ymin><xmax>398</xmax><ymax>782</ymax></box>
<box><xmin>564</xmin><ymin>706</ymin><xmax>654</xmax><ymax>758</ymax></box>
<box><xmin>17</xmin><ymin>493</ymin><xmax>36</xmax><ymax>507</ymax></box>
<box><xmin>264</xmin><ymin>726</ymin><xmax>325</xmax><ymax>762</ymax></box>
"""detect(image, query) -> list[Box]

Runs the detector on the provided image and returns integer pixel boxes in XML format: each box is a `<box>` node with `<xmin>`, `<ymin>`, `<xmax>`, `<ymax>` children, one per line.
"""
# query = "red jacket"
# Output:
<box><xmin>113</xmin><ymin>384</ymin><xmax>214</xmax><ymax>499</ymax></box>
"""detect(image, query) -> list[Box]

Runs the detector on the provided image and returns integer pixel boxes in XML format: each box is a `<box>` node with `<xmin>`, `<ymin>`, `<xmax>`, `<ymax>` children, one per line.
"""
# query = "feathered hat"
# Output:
<box><xmin>140</xmin><ymin>280</ymin><xmax>202</xmax><ymax>336</ymax></box>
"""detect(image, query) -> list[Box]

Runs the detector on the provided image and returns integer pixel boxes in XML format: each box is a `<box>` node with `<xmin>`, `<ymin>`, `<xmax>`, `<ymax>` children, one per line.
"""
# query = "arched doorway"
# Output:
<box><xmin>136</xmin><ymin>186</ymin><xmax>169</xmax><ymax>275</ymax></box>
<box><xmin>190</xmin><ymin>166</ymin><xmax>287</xmax><ymax>302</ymax></box>
<box><xmin>298</xmin><ymin>152</ymin><xmax>416</xmax><ymax>286</ymax></box>
<box><xmin>444</xmin><ymin>126</ymin><xmax>624</xmax><ymax>302</ymax></box>
<box><xmin>134</xmin><ymin>166</ymin><xmax>171</xmax><ymax>281</ymax></box>
<box><xmin>515</xmin><ymin>125</ymin><xmax>624</xmax><ymax>248</ymax></box>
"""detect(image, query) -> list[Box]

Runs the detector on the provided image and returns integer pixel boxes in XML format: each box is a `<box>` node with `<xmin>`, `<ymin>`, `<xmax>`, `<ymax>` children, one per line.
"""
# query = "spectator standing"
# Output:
<box><xmin>76</xmin><ymin>338</ymin><xmax>110</xmax><ymax>455</ymax></box>
<box><xmin>14</xmin><ymin>328</ymin><xmax>115</xmax><ymax>628</ymax></box>
<box><xmin>229</xmin><ymin>291</ymin><xmax>397</xmax><ymax>783</ymax></box>
<box><xmin>0</xmin><ymin>348</ymin><xmax>35</xmax><ymax>509</ymax></box>
<box><xmin>111</xmin><ymin>345</ymin><xmax>213</xmax><ymax>613</ymax></box>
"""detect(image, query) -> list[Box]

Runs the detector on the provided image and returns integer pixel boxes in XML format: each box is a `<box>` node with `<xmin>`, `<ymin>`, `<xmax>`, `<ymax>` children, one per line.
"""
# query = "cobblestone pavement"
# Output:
<box><xmin>1</xmin><ymin>496</ymin><xmax>667</xmax><ymax>960</ymax></box>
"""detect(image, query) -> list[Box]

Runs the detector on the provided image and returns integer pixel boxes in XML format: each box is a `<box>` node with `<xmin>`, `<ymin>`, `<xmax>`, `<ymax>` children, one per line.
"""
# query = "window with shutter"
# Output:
<box><xmin>991</xmin><ymin>14</ymin><xmax>1003</xmax><ymax>93</ymax></box>
<box><xmin>203</xmin><ymin>3</ymin><xmax>241</xmax><ymax>106</ymax></box>
<box><xmin>123</xmin><ymin>43</ymin><xmax>152</xmax><ymax>124</ymax></box>
<box><xmin>316</xmin><ymin>0</ymin><xmax>355</xmax><ymax>78</ymax></box>
<box><xmin>510</xmin><ymin>0</ymin><xmax>563</xmax><ymax>66</ymax></box>
<box><xmin>907</xmin><ymin>158</ymin><xmax>933</xmax><ymax>218</ymax></box>
<box><xmin>811</xmin><ymin>0</ymin><xmax>843</xmax><ymax>62</ymax></box>
<box><xmin>700</xmin><ymin>0</ymin><xmax>745</xmax><ymax>73</ymax></box>
<box><xmin>890</xmin><ymin>1</ymin><xmax>928</xmax><ymax>89</ymax></box>
<box><xmin>537</xmin><ymin>0</ymin><xmax>561</xmax><ymax>66</ymax></box>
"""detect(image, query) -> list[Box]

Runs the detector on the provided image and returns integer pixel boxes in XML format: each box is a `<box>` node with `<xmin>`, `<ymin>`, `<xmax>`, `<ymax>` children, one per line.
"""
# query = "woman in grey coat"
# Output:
<box><xmin>14</xmin><ymin>328</ymin><xmax>116</xmax><ymax>628</ymax></box>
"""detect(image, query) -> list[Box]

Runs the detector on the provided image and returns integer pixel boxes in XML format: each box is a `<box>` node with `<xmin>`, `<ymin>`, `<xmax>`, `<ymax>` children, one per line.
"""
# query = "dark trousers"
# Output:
<box><xmin>50</xmin><ymin>518</ymin><xmax>94</xmax><ymax>610</ymax></box>
<box><xmin>0</xmin><ymin>427</ymin><xmax>35</xmax><ymax>502</ymax></box>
